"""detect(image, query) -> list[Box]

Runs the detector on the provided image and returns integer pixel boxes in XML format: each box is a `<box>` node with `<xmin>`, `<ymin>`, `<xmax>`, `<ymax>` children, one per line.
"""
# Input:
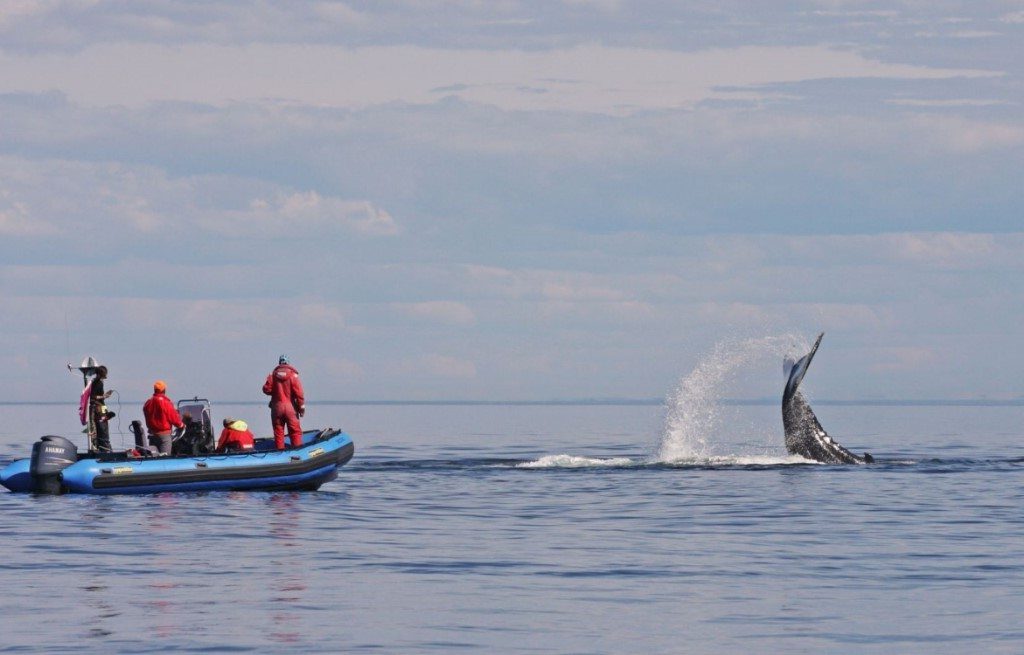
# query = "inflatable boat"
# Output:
<box><xmin>1</xmin><ymin>394</ymin><xmax>354</xmax><ymax>494</ymax></box>
<box><xmin>0</xmin><ymin>427</ymin><xmax>354</xmax><ymax>495</ymax></box>
<box><xmin>3</xmin><ymin>358</ymin><xmax>356</xmax><ymax>494</ymax></box>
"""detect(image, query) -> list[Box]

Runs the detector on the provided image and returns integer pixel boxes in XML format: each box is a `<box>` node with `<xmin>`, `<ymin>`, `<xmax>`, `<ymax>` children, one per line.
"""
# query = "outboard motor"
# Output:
<box><xmin>29</xmin><ymin>435</ymin><xmax>78</xmax><ymax>494</ymax></box>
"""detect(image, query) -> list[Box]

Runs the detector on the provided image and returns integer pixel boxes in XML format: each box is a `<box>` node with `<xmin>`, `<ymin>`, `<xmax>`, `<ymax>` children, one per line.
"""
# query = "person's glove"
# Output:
<box><xmin>297</xmin><ymin>406</ymin><xmax>305</xmax><ymax>418</ymax></box>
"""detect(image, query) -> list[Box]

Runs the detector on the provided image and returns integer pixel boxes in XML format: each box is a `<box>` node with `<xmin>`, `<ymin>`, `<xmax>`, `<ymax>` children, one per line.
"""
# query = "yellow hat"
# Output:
<box><xmin>153</xmin><ymin>380</ymin><xmax>167</xmax><ymax>392</ymax></box>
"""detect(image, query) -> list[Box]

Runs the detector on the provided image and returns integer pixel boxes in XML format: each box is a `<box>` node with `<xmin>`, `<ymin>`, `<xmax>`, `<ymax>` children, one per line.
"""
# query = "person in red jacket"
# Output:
<box><xmin>217</xmin><ymin>418</ymin><xmax>256</xmax><ymax>452</ymax></box>
<box><xmin>143</xmin><ymin>380</ymin><xmax>184</xmax><ymax>455</ymax></box>
<box><xmin>263</xmin><ymin>355</ymin><xmax>305</xmax><ymax>450</ymax></box>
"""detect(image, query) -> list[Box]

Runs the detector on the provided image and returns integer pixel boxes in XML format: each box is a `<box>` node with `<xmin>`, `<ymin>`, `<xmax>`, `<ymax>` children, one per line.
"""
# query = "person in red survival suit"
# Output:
<box><xmin>143</xmin><ymin>380</ymin><xmax>184</xmax><ymax>455</ymax></box>
<box><xmin>217</xmin><ymin>417</ymin><xmax>256</xmax><ymax>452</ymax></box>
<box><xmin>262</xmin><ymin>355</ymin><xmax>305</xmax><ymax>450</ymax></box>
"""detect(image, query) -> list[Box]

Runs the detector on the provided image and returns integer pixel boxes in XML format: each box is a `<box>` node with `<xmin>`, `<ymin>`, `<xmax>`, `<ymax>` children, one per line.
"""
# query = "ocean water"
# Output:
<box><xmin>1</xmin><ymin>398</ymin><xmax>1022</xmax><ymax>654</ymax></box>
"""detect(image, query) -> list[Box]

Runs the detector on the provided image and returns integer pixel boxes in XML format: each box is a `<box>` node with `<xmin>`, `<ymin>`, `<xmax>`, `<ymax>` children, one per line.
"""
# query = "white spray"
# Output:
<box><xmin>655</xmin><ymin>334</ymin><xmax>808</xmax><ymax>463</ymax></box>
<box><xmin>516</xmin><ymin>333</ymin><xmax>811</xmax><ymax>469</ymax></box>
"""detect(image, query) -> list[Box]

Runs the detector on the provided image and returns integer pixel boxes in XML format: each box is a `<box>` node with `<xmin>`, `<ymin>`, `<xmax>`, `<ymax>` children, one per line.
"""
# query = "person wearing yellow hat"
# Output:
<box><xmin>142</xmin><ymin>380</ymin><xmax>184</xmax><ymax>455</ymax></box>
<box><xmin>216</xmin><ymin>417</ymin><xmax>256</xmax><ymax>453</ymax></box>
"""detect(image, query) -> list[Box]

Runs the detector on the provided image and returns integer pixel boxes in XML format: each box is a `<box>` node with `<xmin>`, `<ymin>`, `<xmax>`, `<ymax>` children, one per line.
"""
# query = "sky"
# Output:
<box><xmin>0</xmin><ymin>1</ymin><xmax>1022</xmax><ymax>403</ymax></box>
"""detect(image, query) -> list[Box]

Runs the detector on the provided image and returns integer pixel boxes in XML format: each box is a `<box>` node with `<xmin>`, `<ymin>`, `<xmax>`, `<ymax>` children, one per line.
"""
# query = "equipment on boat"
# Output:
<box><xmin>29</xmin><ymin>435</ymin><xmax>78</xmax><ymax>494</ymax></box>
<box><xmin>174</xmin><ymin>397</ymin><xmax>216</xmax><ymax>455</ymax></box>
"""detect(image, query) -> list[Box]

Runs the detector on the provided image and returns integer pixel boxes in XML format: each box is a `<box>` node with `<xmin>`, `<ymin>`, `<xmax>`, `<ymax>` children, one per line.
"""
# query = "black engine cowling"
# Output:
<box><xmin>30</xmin><ymin>435</ymin><xmax>78</xmax><ymax>494</ymax></box>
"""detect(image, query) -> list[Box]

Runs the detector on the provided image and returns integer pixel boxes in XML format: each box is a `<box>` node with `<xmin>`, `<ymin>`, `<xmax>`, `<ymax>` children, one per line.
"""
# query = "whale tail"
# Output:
<box><xmin>782</xmin><ymin>333</ymin><xmax>872</xmax><ymax>464</ymax></box>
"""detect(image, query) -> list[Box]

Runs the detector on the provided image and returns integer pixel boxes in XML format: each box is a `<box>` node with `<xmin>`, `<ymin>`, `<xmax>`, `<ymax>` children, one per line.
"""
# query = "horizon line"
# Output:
<box><xmin>2</xmin><ymin>398</ymin><xmax>1024</xmax><ymax>407</ymax></box>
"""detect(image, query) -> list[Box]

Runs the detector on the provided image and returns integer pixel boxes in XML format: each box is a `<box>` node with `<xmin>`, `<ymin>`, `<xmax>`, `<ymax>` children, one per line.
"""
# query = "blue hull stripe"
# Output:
<box><xmin>79</xmin><ymin>463</ymin><xmax>341</xmax><ymax>495</ymax></box>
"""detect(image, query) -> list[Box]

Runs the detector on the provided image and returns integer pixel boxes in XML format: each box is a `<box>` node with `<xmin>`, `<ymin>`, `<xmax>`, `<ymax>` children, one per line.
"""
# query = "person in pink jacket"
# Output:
<box><xmin>262</xmin><ymin>355</ymin><xmax>305</xmax><ymax>450</ymax></box>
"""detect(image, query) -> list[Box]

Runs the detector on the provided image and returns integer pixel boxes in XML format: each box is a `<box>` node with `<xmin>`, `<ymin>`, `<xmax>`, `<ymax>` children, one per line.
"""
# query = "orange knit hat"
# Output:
<box><xmin>153</xmin><ymin>380</ymin><xmax>167</xmax><ymax>392</ymax></box>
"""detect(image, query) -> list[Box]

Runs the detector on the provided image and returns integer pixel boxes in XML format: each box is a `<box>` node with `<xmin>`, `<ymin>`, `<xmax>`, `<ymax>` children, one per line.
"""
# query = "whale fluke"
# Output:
<box><xmin>782</xmin><ymin>333</ymin><xmax>873</xmax><ymax>464</ymax></box>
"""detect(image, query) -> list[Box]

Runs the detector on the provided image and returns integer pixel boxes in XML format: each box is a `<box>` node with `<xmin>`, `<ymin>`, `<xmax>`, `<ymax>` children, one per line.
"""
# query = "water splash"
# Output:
<box><xmin>655</xmin><ymin>334</ymin><xmax>809</xmax><ymax>463</ymax></box>
<box><xmin>516</xmin><ymin>454</ymin><xmax>636</xmax><ymax>469</ymax></box>
<box><xmin>514</xmin><ymin>453</ymin><xmax>812</xmax><ymax>469</ymax></box>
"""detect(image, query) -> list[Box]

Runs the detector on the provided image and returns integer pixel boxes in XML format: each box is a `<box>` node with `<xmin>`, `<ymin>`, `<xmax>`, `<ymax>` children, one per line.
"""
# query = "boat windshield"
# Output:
<box><xmin>176</xmin><ymin>399</ymin><xmax>214</xmax><ymax>455</ymax></box>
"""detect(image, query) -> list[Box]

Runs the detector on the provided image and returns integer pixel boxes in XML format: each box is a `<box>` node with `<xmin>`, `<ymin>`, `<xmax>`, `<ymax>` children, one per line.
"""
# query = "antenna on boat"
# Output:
<box><xmin>70</xmin><ymin>356</ymin><xmax>102</xmax><ymax>453</ymax></box>
<box><xmin>64</xmin><ymin>309</ymin><xmax>72</xmax><ymax>368</ymax></box>
<box><xmin>69</xmin><ymin>355</ymin><xmax>101</xmax><ymax>388</ymax></box>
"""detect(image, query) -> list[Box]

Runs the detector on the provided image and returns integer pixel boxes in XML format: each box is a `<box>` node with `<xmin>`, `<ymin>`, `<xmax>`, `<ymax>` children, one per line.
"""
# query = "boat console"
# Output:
<box><xmin>174</xmin><ymin>397</ymin><xmax>215</xmax><ymax>455</ymax></box>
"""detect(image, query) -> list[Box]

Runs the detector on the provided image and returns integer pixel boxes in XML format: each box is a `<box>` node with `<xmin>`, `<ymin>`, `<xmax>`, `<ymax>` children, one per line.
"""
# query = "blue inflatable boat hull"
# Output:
<box><xmin>1</xmin><ymin>429</ymin><xmax>354</xmax><ymax>495</ymax></box>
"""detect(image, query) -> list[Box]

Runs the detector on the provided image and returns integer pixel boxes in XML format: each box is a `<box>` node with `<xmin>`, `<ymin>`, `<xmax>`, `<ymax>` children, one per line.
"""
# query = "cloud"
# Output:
<box><xmin>0</xmin><ymin>43</ymin><xmax>998</xmax><ymax>115</ymax></box>
<box><xmin>395</xmin><ymin>301</ymin><xmax>476</xmax><ymax>326</ymax></box>
<box><xmin>506</xmin><ymin>353</ymin><xmax>553</xmax><ymax>374</ymax></box>
<box><xmin>869</xmin><ymin>346</ymin><xmax>938</xmax><ymax>373</ymax></box>
<box><xmin>778</xmin><ymin>233</ymin><xmax>1024</xmax><ymax>271</ymax></box>
<box><xmin>561</xmin><ymin>0</ymin><xmax>621</xmax><ymax>11</ymax></box>
<box><xmin>456</xmin><ymin>266</ymin><xmax>659</xmax><ymax>323</ymax></box>
<box><xmin>0</xmin><ymin>156</ymin><xmax>399</xmax><ymax>243</ymax></box>
<box><xmin>0</xmin><ymin>2</ymin><xmax>1016</xmax><ymax>60</ymax></box>
<box><xmin>808</xmin><ymin>10</ymin><xmax>900</xmax><ymax>19</ymax></box>
<box><xmin>298</xmin><ymin>302</ymin><xmax>347</xmax><ymax>329</ymax></box>
<box><xmin>540</xmin><ymin>281</ymin><xmax>621</xmax><ymax>302</ymax></box>
<box><xmin>0</xmin><ymin>88</ymin><xmax>1020</xmax><ymax>257</ymax></box>
<box><xmin>912</xmin><ymin>115</ymin><xmax>1024</xmax><ymax>153</ymax></box>
<box><xmin>119</xmin><ymin>298</ymin><xmax>276</xmax><ymax>341</ymax></box>
<box><xmin>311</xmin><ymin>2</ymin><xmax>368</xmax><ymax>26</ymax></box>
<box><xmin>0</xmin><ymin>189</ymin><xmax>59</xmax><ymax>235</ymax></box>
<box><xmin>693</xmin><ymin>301</ymin><xmax>895</xmax><ymax>332</ymax></box>
<box><xmin>0</xmin><ymin>5</ymin><xmax>1021</xmax><ymax>403</ymax></box>
<box><xmin>465</xmin><ymin>265</ymin><xmax>631</xmax><ymax>301</ymax></box>
<box><xmin>887</xmin><ymin>232</ymin><xmax>996</xmax><ymax>266</ymax></box>
<box><xmin>0</xmin><ymin>0</ymin><xmax>54</xmax><ymax>25</ymax></box>
<box><xmin>2</xmin><ymin>225</ymin><xmax>1023</xmax><ymax>400</ymax></box>
<box><xmin>887</xmin><ymin>98</ymin><xmax>1005</xmax><ymax>108</ymax></box>
<box><xmin>218</xmin><ymin>192</ymin><xmax>400</xmax><ymax>237</ymax></box>
<box><xmin>536</xmin><ymin>299</ymin><xmax>657</xmax><ymax>325</ymax></box>
<box><xmin>319</xmin><ymin>356</ymin><xmax>365</xmax><ymax>379</ymax></box>
<box><xmin>101</xmin><ymin>297</ymin><xmax>348</xmax><ymax>341</ymax></box>
<box><xmin>399</xmin><ymin>353</ymin><xmax>477</xmax><ymax>379</ymax></box>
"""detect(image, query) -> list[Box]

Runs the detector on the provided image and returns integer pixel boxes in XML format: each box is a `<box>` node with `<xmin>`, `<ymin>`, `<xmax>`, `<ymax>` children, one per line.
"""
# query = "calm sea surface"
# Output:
<box><xmin>1</xmin><ymin>402</ymin><xmax>1022</xmax><ymax>654</ymax></box>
